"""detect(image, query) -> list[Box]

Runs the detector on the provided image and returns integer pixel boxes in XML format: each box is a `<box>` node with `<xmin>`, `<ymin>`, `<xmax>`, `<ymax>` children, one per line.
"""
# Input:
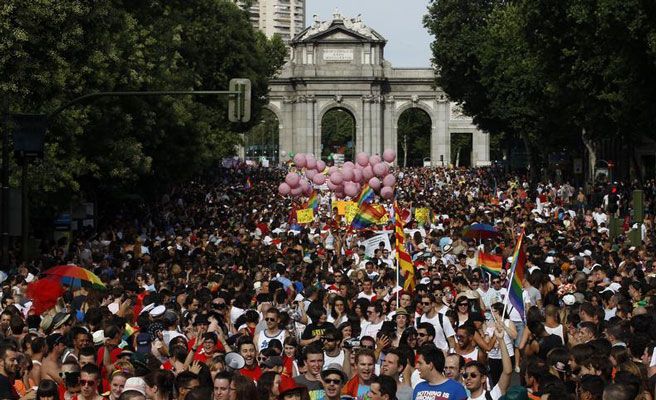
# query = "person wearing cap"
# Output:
<box><xmin>41</xmin><ymin>334</ymin><xmax>66</xmax><ymax>384</ymax></box>
<box><xmin>121</xmin><ymin>377</ymin><xmax>147</xmax><ymax>400</ymax></box>
<box><xmin>320</xmin><ymin>363</ymin><xmax>347</xmax><ymax>400</ymax></box>
<box><xmin>277</xmin><ymin>378</ymin><xmax>305</xmax><ymax>400</ymax></box>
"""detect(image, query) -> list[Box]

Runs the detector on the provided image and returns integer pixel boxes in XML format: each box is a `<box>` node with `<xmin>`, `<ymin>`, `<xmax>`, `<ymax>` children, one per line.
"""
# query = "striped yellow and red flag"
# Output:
<box><xmin>394</xmin><ymin>201</ymin><xmax>415</xmax><ymax>292</ymax></box>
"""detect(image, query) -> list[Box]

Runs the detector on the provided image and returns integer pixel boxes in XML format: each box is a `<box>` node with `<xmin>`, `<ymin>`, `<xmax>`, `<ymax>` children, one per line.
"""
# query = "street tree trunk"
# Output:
<box><xmin>581</xmin><ymin>128</ymin><xmax>596</xmax><ymax>185</ymax></box>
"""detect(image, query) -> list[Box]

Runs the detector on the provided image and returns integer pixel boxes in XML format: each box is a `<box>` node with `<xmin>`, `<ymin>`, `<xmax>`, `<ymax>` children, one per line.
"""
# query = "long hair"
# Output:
<box><xmin>256</xmin><ymin>372</ymin><xmax>279</xmax><ymax>400</ymax></box>
<box><xmin>143</xmin><ymin>369</ymin><xmax>176</xmax><ymax>400</ymax></box>
<box><xmin>232</xmin><ymin>374</ymin><xmax>257</xmax><ymax>399</ymax></box>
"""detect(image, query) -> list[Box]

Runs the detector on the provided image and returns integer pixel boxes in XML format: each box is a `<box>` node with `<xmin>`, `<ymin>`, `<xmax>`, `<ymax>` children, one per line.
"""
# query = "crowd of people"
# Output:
<box><xmin>0</xmin><ymin>163</ymin><xmax>655</xmax><ymax>400</ymax></box>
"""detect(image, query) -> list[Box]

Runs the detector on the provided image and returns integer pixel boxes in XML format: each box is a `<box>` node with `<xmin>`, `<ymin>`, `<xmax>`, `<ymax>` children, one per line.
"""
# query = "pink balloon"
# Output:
<box><xmin>342</xmin><ymin>167</ymin><xmax>354</xmax><ymax>181</ymax></box>
<box><xmin>369</xmin><ymin>155</ymin><xmax>382</xmax><ymax>165</ymax></box>
<box><xmin>328</xmin><ymin>166</ymin><xmax>339</xmax><ymax>175</ymax></box>
<box><xmin>356</xmin><ymin>152</ymin><xmax>369</xmax><ymax>167</ymax></box>
<box><xmin>294</xmin><ymin>153</ymin><xmax>306</xmax><ymax>168</ymax></box>
<box><xmin>373</xmin><ymin>162</ymin><xmax>388</xmax><ymax>177</ymax></box>
<box><xmin>352</xmin><ymin>169</ymin><xmax>363</xmax><ymax>183</ymax></box>
<box><xmin>335</xmin><ymin>192</ymin><xmax>345</xmax><ymax>199</ymax></box>
<box><xmin>343</xmin><ymin>161</ymin><xmax>355</xmax><ymax>169</ymax></box>
<box><xmin>300</xmin><ymin>179</ymin><xmax>309</xmax><ymax>192</ymax></box>
<box><xmin>362</xmin><ymin>165</ymin><xmax>374</xmax><ymax>180</ymax></box>
<box><xmin>344</xmin><ymin>182</ymin><xmax>358</xmax><ymax>197</ymax></box>
<box><xmin>327</xmin><ymin>180</ymin><xmax>339</xmax><ymax>191</ymax></box>
<box><xmin>312</xmin><ymin>174</ymin><xmax>326</xmax><ymax>185</ymax></box>
<box><xmin>316</xmin><ymin>160</ymin><xmax>326</xmax><ymax>172</ymax></box>
<box><xmin>305</xmin><ymin>169</ymin><xmax>317</xmax><ymax>180</ymax></box>
<box><xmin>306</xmin><ymin>157</ymin><xmax>317</xmax><ymax>170</ymax></box>
<box><xmin>383</xmin><ymin>149</ymin><xmax>396</xmax><ymax>163</ymax></box>
<box><xmin>285</xmin><ymin>173</ymin><xmax>300</xmax><ymax>188</ymax></box>
<box><xmin>383</xmin><ymin>174</ymin><xmax>396</xmax><ymax>187</ymax></box>
<box><xmin>304</xmin><ymin>184</ymin><xmax>313</xmax><ymax>196</ymax></box>
<box><xmin>291</xmin><ymin>186</ymin><xmax>303</xmax><ymax>196</ymax></box>
<box><xmin>278</xmin><ymin>182</ymin><xmax>291</xmax><ymax>195</ymax></box>
<box><xmin>380</xmin><ymin>186</ymin><xmax>394</xmax><ymax>199</ymax></box>
<box><xmin>369</xmin><ymin>177</ymin><xmax>382</xmax><ymax>191</ymax></box>
<box><xmin>330</xmin><ymin>172</ymin><xmax>344</xmax><ymax>185</ymax></box>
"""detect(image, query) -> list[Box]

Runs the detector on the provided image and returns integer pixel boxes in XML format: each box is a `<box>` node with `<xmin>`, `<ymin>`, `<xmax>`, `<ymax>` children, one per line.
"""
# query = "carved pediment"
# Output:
<box><xmin>293</xmin><ymin>15</ymin><xmax>386</xmax><ymax>44</ymax></box>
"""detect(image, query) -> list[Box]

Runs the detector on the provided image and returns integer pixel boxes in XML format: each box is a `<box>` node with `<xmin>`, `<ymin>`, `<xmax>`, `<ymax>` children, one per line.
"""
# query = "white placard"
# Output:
<box><xmin>323</xmin><ymin>49</ymin><xmax>354</xmax><ymax>61</ymax></box>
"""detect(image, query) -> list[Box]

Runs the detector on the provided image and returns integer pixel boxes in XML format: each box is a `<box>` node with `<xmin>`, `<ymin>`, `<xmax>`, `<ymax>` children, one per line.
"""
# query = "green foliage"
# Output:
<box><xmin>0</xmin><ymin>0</ymin><xmax>287</xmax><ymax>211</ymax></box>
<box><xmin>397</xmin><ymin>108</ymin><xmax>431</xmax><ymax>167</ymax></box>
<box><xmin>424</xmin><ymin>0</ymin><xmax>656</xmax><ymax>173</ymax></box>
<box><xmin>321</xmin><ymin>108</ymin><xmax>356</xmax><ymax>160</ymax></box>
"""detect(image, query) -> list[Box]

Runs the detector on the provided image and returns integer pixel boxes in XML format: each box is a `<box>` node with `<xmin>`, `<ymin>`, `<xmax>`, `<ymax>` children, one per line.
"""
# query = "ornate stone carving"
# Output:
<box><xmin>334</xmin><ymin>95</ymin><xmax>343</xmax><ymax>103</ymax></box>
<box><xmin>385</xmin><ymin>95</ymin><xmax>395</xmax><ymax>104</ymax></box>
<box><xmin>411</xmin><ymin>95</ymin><xmax>419</xmax><ymax>104</ymax></box>
<box><xmin>450</xmin><ymin>102</ymin><xmax>468</xmax><ymax>120</ymax></box>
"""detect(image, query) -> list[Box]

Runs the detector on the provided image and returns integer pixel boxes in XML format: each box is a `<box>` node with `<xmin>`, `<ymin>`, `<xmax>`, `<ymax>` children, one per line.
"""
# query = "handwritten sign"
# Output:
<box><xmin>297</xmin><ymin>208</ymin><xmax>315</xmax><ymax>224</ymax></box>
<box><xmin>345</xmin><ymin>202</ymin><xmax>359</xmax><ymax>224</ymax></box>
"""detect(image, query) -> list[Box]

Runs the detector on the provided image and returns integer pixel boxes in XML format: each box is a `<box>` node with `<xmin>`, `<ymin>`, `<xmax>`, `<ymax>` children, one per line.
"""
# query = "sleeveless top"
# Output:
<box><xmin>256</xmin><ymin>329</ymin><xmax>286</xmax><ymax>352</ymax></box>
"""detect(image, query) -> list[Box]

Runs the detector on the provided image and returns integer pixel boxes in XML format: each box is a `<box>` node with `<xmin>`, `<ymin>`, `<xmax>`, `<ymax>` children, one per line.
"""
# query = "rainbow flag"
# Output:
<box><xmin>478</xmin><ymin>252</ymin><xmax>503</xmax><ymax>277</ymax></box>
<box><xmin>356</xmin><ymin>184</ymin><xmax>375</xmax><ymax>206</ymax></box>
<box><xmin>351</xmin><ymin>202</ymin><xmax>387</xmax><ymax>229</ymax></box>
<box><xmin>304</xmin><ymin>191</ymin><xmax>319</xmax><ymax>211</ymax></box>
<box><xmin>395</xmin><ymin>201</ymin><xmax>415</xmax><ymax>292</ymax></box>
<box><xmin>507</xmin><ymin>232</ymin><xmax>526</xmax><ymax>321</ymax></box>
<box><xmin>244</xmin><ymin>177</ymin><xmax>253</xmax><ymax>190</ymax></box>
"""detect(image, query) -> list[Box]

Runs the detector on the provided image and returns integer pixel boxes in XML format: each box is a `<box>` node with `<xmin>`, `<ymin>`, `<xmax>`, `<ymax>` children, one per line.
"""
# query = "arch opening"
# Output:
<box><xmin>321</xmin><ymin>107</ymin><xmax>356</xmax><ymax>163</ymax></box>
<box><xmin>397</xmin><ymin>108</ymin><xmax>432</xmax><ymax>167</ymax></box>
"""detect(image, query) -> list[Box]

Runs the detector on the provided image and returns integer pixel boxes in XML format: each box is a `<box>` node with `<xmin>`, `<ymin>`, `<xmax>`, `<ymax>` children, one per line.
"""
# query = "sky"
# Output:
<box><xmin>306</xmin><ymin>0</ymin><xmax>433</xmax><ymax>68</ymax></box>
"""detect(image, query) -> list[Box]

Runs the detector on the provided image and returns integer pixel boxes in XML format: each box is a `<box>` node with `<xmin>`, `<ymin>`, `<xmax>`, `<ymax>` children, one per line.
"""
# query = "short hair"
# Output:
<box><xmin>36</xmin><ymin>379</ymin><xmax>59</xmax><ymax>399</ymax></box>
<box><xmin>237</xmin><ymin>338</ymin><xmax>255</xmax><ymax>352</ymax></box>
<box><xmin>120</xmin><ymin>391</ymin><xmax>147</xmax><ymax>400</ymax></box>
<box><xmin>373</xmin><ymin>375</ymin><xmax>397</xmax><ymax>398</ymax></box>
<box><xmin>79</xmin><ymin>346</ymin><xmax>96</xmax><ymax>359</ymax></box>
<box><xmin>446</xmin><ymin>354</ymin><xmax>465</xmax><ymax>371</ymax></box>
<box><xmin>457</xmin><ymin>323</ymin><xmax>475</xmax><ymax>337</ymax></box>
<box><xmin>417</xmin><ymin>344</ymin><xmax>444</xmax><ymax>372</ymax></box>
<box><xmin>80</xmin><ymin>363</ymin><xmax>100</xmax><ymax>379</ymax></box>
<box><xmin>579</xmin><ymin>374</ymin><xmax>605</xmax><ymax>400</ymax></box>
<box><xmin>213</xmin><ymin>371</ymin><xmax>232</xmax><ymax>383</ymax></box>
<box><xmin>176</xmin><ymin>371</ymin><xmax>199</xmax><ymax>390</ymax></box>
<box><xmin>0</xmin><ymin>343</ymin><xmax>16</xmax><ymax>359</ymax></box>
<box><xmin>464</xmin><ymin>360</ymin><xmax>488</xmax><ymax>376</ymax></box>
<box><xmin>385</xmin><ymin>348</ymin><xmax>408</xmax><ymax>369</ymax></box>
<box><xmin>302</xmin><ymin>343</ymin><xmax>324</xmax><ymax>361</ymax></box>
<box><xmin>184</xmin><ymin>387</ymin><xmax>212</xmax><ymax>400</ymax></box>
<box><xmin>417</xmin><ymin>322</ymin><xmax>436</xmax><ymax>339</ymax></box>
<box><xmin>603</xmin><ymin>383</ymin><xmax>636</xmax><ymax>400</ymax></box>
<box><xmin>355</xmin><ymin>348</ymin><xmax>376</xmax><ymax>364</ymax></box>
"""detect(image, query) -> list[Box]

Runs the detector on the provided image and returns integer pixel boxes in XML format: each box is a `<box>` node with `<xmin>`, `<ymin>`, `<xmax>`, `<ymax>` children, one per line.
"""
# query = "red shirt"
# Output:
<box><xmin>240</xmin><ymin>365</ymin><xmax>262</xmax><ymax>381</ymax></box>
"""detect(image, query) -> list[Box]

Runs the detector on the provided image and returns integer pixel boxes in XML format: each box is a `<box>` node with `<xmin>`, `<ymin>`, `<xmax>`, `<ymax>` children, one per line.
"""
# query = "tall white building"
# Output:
<box><xmin>233</xmin><ymin>0</ymin><xmax>306</xmax><ymax>42</ymax></box>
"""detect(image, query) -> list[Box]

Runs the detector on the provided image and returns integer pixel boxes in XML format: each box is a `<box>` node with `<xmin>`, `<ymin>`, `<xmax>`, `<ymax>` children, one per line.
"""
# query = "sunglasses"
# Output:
<box><xmin>421</xmin><ymin>302</ymin><xmax>431</xmax><ymax>306</ymax></box>
<box><xmin>458</xmin><ymin>303</ymin><xmax>468</xmax><ymax>307</ymax></box>
<box><xmin>79</xmin><ymin>379</ymin><xmax>96</xmax><ymax>387</ymax></box>
<box><xmin>324</xmin><ymin>379</ymin><xmax>342</xmax><ymax>385</ymax></box>
<box><xmin>265</xmin><ymin>318</ymin><xmax>277</xmax><ymax>322</ymax></box>
<box><xmin>463</xmin><ymin>372</ymin><xmax>479</xmax><ymax>379</ymax></box>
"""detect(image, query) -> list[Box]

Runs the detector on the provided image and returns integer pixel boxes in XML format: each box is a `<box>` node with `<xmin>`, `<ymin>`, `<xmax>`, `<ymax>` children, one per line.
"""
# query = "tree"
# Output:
<box><xmin>0</xmin><ymin>0</ymin><xmax>287</xmax><ymax>214</ymax></box>
<box><xmin>397</xmin><ymin>109</ymin><xmax>431</xmax><ymax>167</ymax></box>
<box><xmin>321</xmin><ymin>108</ymin><xmax>355</xmax><ymax>161</ymax></box>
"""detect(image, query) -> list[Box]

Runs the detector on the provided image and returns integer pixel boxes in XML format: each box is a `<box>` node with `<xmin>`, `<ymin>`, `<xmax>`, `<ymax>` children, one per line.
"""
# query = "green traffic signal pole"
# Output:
<box><xmin>2</xmin><ymin>89</ymin><xmax>245</xmax><ymax>270</ymax></box>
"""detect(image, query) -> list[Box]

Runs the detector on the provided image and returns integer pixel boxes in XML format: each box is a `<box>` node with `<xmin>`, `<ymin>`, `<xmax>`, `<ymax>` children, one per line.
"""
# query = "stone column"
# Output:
<box><xmin>472</xmin><ymin>130</ymin><xmax>491</xmax><ymax>166</ymax></box>
<box><xmin>280</xmin><ymin>97</ymin><xmax>295</xmax><ymax>156</ymax></box>
<box><xmin>371</xmin><ymin>96</ymin><xmax>383</xmax><ymax>155</ymax></box>
<box><xmin>433</xmin><ymin>97</ymin><xmax>449</xmax><ymax>167</ymax></box>
<box><xmin>383</xmin><ymin>96</ymin><xmax>395</xmax><ymax>160</ymax></box>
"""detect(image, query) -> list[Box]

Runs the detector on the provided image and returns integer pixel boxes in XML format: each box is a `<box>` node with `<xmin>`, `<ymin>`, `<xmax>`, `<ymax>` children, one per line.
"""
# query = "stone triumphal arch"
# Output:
<box><xmin>266</xmin><ymin>12</ymin><xmax>490</xmax><ymax>167</ymax></box>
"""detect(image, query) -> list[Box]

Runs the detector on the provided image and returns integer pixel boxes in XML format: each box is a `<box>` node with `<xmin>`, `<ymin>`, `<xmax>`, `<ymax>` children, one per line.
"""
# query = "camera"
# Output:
<box><xmin>343</xmin><ymin>338</ymin><xmax>360</xmax><ymax>349</ymax></box>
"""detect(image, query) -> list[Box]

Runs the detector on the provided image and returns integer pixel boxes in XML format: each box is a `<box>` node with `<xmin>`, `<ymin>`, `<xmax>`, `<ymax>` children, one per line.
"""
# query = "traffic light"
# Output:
<box><xmin>228</xmin><ymin>78</ymin><xmax>251</xmax><ymax>122</ymax></box>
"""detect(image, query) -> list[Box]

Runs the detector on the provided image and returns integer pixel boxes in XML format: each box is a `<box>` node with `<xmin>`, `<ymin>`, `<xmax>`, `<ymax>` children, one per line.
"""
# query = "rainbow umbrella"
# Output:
<box><xmin>41</xmin><ymin>265</ymin><xmax>106</xmax><ymax>290</ymax></box>
<box><xmin>462</xmin><ymin>223</ymin><xmax>501</xmax><ymax>240</ymax></box>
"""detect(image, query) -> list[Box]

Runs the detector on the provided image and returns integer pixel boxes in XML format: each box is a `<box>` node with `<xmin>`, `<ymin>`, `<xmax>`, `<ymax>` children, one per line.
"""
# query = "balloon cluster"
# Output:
<box><xmin>278</xmin><ymin>149</ymin><xmax>398</xmax><ymax>200</ymax></box>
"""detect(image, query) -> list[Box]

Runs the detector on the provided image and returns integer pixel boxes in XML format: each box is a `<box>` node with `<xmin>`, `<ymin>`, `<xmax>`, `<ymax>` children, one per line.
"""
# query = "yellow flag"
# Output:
<box><xmin>297</xmin><ymin>208</ymin><xmax>315</xmax><ymax>224</ymax></box>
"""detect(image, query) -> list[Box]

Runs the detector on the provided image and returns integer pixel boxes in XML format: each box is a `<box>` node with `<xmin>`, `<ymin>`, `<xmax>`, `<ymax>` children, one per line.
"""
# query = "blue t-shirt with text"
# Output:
<box><xmin>413</xmin><ymin>378</ymin><xmax>467</xmax><ymax>400</ymax></box>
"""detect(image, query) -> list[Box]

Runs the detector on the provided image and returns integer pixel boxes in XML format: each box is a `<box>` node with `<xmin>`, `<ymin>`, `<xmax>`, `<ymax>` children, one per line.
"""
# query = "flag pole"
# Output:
<box><xmin>395</xmin><ymin>195</ymin><xmax>400</xmax><ymax>308</ymax></box>
<box><xmin>501</xmin><ymin>230</ymin><xmax>522</xmax><ymax>319</ymax></box>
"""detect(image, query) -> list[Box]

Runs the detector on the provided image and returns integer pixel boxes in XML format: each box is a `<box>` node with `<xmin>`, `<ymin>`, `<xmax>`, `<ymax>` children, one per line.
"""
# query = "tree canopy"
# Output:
<box><xmin>424</xmin><ymin>0</ymin><xmax>656</xmax><ymax>179</ymax></box>
<box><xmin>0</xmin><ymin>0</ymin><xmax>287</xmax><ymax>211</ymax></box>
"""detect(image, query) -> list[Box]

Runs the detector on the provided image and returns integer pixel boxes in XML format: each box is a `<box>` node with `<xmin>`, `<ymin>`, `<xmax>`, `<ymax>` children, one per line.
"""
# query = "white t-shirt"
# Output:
<box><xmin>360</xmin><ymin>320</ymin><xmax>383</xmax><ymax>339</ymax></box>
<box><xmin>420</xmin><ymin>313</ymin><xmax>456</xmax><ymax>351</ymax></box>
<box><xmin>468</xmin><ymin>385</ymin><xmax>502</xmax><ymax>400</ymax></box>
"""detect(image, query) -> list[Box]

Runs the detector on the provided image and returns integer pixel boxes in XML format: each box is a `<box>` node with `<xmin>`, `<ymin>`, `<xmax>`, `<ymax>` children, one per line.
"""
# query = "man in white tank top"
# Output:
<box><xmin>255</xmin><ymin>308</ymin><xmax>286</xmax><ymax>352</ymax></box>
